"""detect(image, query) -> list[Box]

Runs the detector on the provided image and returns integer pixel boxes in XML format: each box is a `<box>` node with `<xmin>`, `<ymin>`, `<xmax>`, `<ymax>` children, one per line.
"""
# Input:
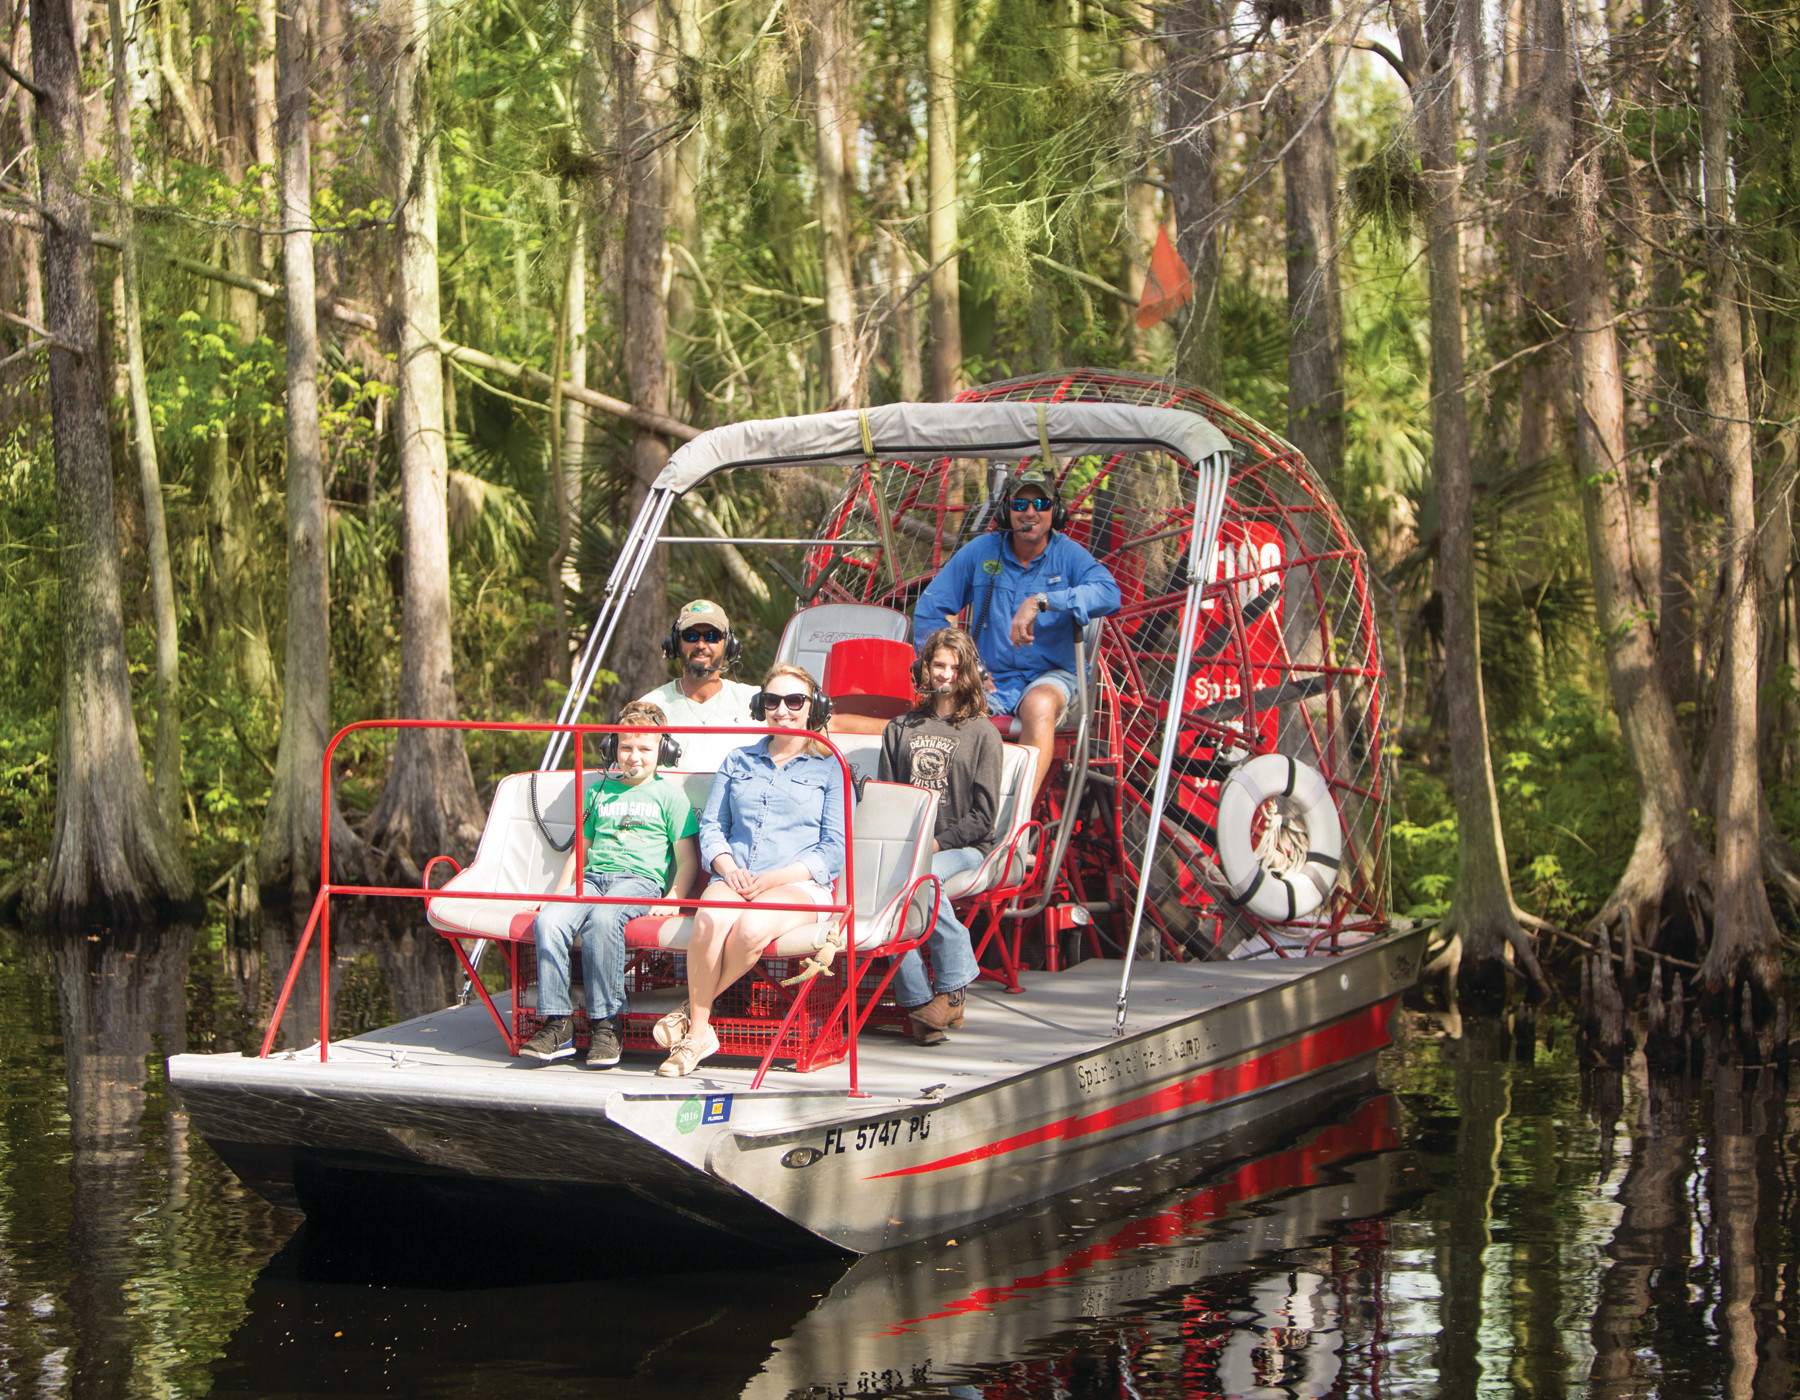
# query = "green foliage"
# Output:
<box><xmin>1390</xmin><ymin>687</ymin><xmax>1637</xmax><ymax>928</ymax></box>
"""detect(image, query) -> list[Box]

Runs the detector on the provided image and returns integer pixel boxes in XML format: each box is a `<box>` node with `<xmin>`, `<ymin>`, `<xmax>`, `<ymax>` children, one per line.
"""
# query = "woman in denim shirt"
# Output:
<box><xmin>655</xmin><ymin>663</ymin><xmax>848</xmax><ymax>1076</ymax></box>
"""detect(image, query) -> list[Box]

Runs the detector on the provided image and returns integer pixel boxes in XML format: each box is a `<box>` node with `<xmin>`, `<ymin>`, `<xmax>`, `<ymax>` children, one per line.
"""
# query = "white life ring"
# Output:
<box><xmin>1214</xmin><ymin>754</ymin><xmax>1342</xmax><ymax>923</ymax></box>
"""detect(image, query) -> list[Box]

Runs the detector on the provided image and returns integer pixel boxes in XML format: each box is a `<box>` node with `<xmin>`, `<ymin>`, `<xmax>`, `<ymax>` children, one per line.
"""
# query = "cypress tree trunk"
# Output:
<box><xmin>1166</xmin><ymin>0</ymin><xmax>1222</xmax><ymax>391</ymax></box>
<box><xmin>808</xmin><ymin>0</ymin><xmax>859</xmax><ymax>408</ymax></box>
<box><xmin>611</xmin><ymin>0</ymin><xmax>675</xmax><ymax>706</ymax></box>
<box><xmin>1399</xmin><ymin>0</ymin><xmax>1537</xmax><ymax>1001</ymax></box>
<box><xmin>1698</xmin><ymin>0</ymin><xmax>1783</xmax><ymax>1006</ymax></box>
<box><xmin>260</xmin><ymin>0</ymin><xmax>366</xmax><ymax>895</ymax></box>
<box><xmin>925</xmin><ymin>0</ymin><xmax>961</xmax><ymax>401</ymax></box>
<box><xmin>106</xmin><ymin>0</ymin><xmax>183</xmax><ymax>832</ymax></box>
<box><xmin>32</xmin><ymin>0</ymin><xmax>191</xmax><ymax>925</ymax></box>
<box><xmin>367</xmin><ymin>0</ymin><xmax>484</xmax><ymax>875</ymax></box>
<box><xmin>1536</xmin><ymin>0</ymin><xmax>1711</xmax><ymax>967</ymax></box>
<box><xmin>1278</xmin><ymin>0</ymin><xmax>1343</xmax><ymax>484</ymax></box>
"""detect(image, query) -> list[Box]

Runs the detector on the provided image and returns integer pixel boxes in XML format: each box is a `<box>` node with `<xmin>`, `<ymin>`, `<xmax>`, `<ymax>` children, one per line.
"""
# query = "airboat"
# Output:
<box><xmin>170</xmin><ymin>370</ymin><xmax>1424</xmax><ymax>1257</ymax></box>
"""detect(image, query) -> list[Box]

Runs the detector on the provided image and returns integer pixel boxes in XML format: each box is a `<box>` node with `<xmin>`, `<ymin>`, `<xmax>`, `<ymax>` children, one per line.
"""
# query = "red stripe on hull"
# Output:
<box><xmin>865</xmin><ymin>997</ymin><xmax>1397</xmax><ymax>1181</ymax></box>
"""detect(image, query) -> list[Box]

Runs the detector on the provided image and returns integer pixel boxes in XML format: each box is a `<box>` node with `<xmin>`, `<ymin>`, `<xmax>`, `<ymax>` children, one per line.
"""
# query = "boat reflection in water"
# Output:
<box><xmin>209</xmin><ymin>1092</ymin><xmax>1418</xmax><ymax>1399</ymax></box>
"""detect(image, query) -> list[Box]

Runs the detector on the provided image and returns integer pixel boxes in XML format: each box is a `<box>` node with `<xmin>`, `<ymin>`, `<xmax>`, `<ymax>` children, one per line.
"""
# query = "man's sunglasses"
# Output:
<box><xmin>681</xmin><ymin>627</ymin><xmax>726</xmax><ymax>643</ymax></box>
<box><xmin>758</xmin><ymin>691</ymin><xmax>811</xmax><ymax>712</ymax></box>
<box><xmin>1010</xmin><ymin>496</ymin><xmax>1054</xmax><ymax>514</ymax></box>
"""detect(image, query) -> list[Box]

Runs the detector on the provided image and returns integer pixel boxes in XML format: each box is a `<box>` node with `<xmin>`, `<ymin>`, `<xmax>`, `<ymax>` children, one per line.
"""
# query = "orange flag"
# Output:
<box><xmin>1136</xmin><ymin>225</ymin><xmax>1194</xmax><ymax>330</ymax></box>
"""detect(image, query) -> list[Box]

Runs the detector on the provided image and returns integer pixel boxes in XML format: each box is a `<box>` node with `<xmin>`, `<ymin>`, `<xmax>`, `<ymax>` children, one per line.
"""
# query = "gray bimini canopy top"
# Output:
<box><xmin>649</xmin><ymin>400</ymin><xmax>1233</xmax><ymax>496</ymax></box>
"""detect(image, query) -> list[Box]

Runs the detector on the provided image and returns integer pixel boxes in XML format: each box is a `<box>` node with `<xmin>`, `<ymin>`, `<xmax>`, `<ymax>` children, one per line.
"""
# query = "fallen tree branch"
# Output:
<box><xmin>85</xmin><ymin>235</ymin><xmax>702</xmax><ymax>442</ymax></box>
<box><xmin>0</xmin><ymin>306</ymin><xmax>80</xmax><ymax>356</ymax></box>
<box><xmin>0</xmin><ymin>45</ymin><xmax>46</xmax><ymax>103</ymax></box>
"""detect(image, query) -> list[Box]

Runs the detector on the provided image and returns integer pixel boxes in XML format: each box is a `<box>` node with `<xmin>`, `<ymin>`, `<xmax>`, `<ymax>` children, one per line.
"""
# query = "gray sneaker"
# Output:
<box><xmin>584</xmin><ymin>1016</ymin><xmax>623</xmax><ymax>1068</ymax></box>
<box><xmin>521</xmin><ymin>1015</ymin><xmax>577</xmax><ymax>1061</ymax></box>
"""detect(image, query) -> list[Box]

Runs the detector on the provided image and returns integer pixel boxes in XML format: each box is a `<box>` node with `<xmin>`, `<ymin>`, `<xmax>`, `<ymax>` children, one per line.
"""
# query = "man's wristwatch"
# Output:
<box><xmin>1034</xmin><ymin>592</ymin><xmax>1050</xmax><ymax>613</ymax></box>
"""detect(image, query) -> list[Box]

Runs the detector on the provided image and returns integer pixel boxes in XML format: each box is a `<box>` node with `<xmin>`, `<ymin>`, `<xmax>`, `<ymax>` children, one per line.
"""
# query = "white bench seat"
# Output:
<box><xmin>425</xmin><ymin>770</ymin><xmax>717</xmax><ymax>940</ymax></box>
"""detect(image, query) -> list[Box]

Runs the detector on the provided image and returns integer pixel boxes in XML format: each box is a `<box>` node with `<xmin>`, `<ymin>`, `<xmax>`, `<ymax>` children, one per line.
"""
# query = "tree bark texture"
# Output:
<box><xmin>611</xmin><ymin>0</ymin><xmax>676</xmax><ymax>708</ymax></box>
<box><xmin>106</xmin><ymin>0</ymin><xmax>183</xmax><ymax>834</ymax></box>
<box><xmin>808</xmin><ymin>0</ymin><xmax>860</xmax><ymax>408</ymax></box>
<box><xmin>1698</xmin><ymin>0</ymin><xmax>1782</xmax><ymax>1001</ymax></box>
<box><xmin>925</xmin><ymin>0</ymin><xmax>961</xmax><ymax>401</ymax></box>
<box><xmin>33</xmin><ymin>0</ymin><xmax>191</xmax><ymax>924</ymax></box>
<box><xmin>260</xmin><ymin>0</ymin><xmax>365</xmax><ymax>895</ymax></box>
<box><xmin>1122</xmin><ymin>3</ymin><xmax>1161</xmax><ymax>365</ymax></box>
<box><xmin>1536</xmin><ymin>0</ymin><xmax>1710</xmax><ymax>965</ymax></box>
<box><xmin>1166</xmin><ymin>0</ymin><xmax>1223</xmax><ymax>392</ymax></box>
<box><xmin>1278</xmin><ymin>0</ymin><xmax>1343</xmax><ymax>484</ymax></box>
<box><xmin>1400</xmin><ymin>0</ymin><xmax>1534</xmax><ymax>997</ymax></box>
<box><xmin>367</xmin><ymin>0</ymin><xmax>483</xmax><ymax>874</ymax></box>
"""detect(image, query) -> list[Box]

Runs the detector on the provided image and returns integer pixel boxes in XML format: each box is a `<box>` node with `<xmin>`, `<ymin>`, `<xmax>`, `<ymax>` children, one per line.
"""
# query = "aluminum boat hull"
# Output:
<box><xmin>170</xmin><ymin>930</ymin><xmax>1423</xmax><ymax>1255</ymax></box>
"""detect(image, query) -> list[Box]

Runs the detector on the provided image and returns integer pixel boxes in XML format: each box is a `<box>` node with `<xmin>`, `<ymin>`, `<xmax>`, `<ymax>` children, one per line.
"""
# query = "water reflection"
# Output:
<box><xmin>3</xmin><ymin>923</ymin><xmax>1800</xmax><ymax>1399</ymax></box>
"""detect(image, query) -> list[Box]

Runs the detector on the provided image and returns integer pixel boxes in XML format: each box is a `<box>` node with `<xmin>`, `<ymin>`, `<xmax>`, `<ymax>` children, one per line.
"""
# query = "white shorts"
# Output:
<box><xmin>793</xmin><ymin>879</ymin><xmax>839</xmax><ymax>925</ymax></box>
<box><xmin>706</xmin><ymin>877</ymin><xmax>839</xmax><ymax>924</ymax></box>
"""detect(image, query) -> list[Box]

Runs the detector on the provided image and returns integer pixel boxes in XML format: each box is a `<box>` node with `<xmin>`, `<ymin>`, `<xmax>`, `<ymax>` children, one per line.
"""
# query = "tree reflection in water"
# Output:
<box><xmin>6</xmin><ymin>935</ymin><xmax>1800</xmax><ymax>1398</ymax></box>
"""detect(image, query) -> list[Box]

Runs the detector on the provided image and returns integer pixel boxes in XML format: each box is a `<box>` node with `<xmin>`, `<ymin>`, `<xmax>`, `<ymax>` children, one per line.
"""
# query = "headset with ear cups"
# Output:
<box><xmin>750</xmin><ymin>686</ymin><xmax>833</xmax><ymax>732</ymax></box>
<box><xmin>596</xmin><ymin>728</ymin><xmax>684</xmax><ymax>769</ymax></box>
<box><xmin>662</xmin><ymin>621</ymin><xmax>742</xmax><ymax>666</ymax></box>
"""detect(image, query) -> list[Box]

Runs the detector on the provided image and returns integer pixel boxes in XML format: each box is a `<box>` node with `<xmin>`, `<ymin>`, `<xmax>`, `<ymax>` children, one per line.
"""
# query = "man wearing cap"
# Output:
<box><xmin>638</xmin><ymin>600</ymin><xmax>759</xmax><ymax>771</ymax></box>
<box><xmin>913</xmin><ymin>466</ymin><xmax>1121</xmax><ymax>798</ymax></box>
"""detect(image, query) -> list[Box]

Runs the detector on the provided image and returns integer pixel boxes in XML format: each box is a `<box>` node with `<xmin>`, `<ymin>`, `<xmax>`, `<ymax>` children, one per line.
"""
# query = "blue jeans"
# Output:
<box><xmin>532</xmin><ymin>871</ymin><xmax>662</xmax><ymax>1019</ymax></box>
<box><xmin>892</xmin><ymin>847</ymin><xmax>986</xmax><ymax>1008</ymax></box>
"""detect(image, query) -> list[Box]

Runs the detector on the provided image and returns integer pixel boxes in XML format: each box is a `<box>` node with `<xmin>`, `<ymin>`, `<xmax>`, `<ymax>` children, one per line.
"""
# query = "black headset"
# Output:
<box><xmin>597</xmin><ymin>728</ymin><xmax>684</xmax><ymax>769</ymax></box>
<box><xmin>989</xmin><ymin>467</ymin><xmax>1069</xmax><ymax>534</ymax></box>
<box><xmin>662</xmin><ymin>620</ymin><xmax>742</xmax><ymax>666</ymax></box>
<box><xmin>750</xmin><ymin>686</ymin><xmax>833</xmax><ymax>732</ymax></box>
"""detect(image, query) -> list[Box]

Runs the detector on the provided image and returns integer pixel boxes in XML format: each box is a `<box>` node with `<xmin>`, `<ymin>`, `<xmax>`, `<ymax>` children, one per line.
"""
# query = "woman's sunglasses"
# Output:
<box><xmin>681</xmin><ymin>627</ymin><xmax>726</xmax><ymax>643</ymax></box>
<box><xmin>1010</xmin><ymin>496</ymin><xmax>1054</xmax><ymax>514</ymax></box>
<box><xmin>758</xmin><ymin>691</ymin><xmax>811</xmax><ymax>712</ymax></box>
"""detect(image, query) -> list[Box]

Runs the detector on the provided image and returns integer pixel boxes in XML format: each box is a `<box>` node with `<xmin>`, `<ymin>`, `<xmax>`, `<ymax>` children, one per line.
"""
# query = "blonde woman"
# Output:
<box><xmin>655</xmin><ymin>663</ymin><xmax>848</xmax><ymax>1077</ymax></box>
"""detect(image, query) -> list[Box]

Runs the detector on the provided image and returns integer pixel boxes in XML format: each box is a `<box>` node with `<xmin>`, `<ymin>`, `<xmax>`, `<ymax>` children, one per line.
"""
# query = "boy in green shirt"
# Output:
<box><xmin>523</xmin><ymin>701</ymin><xmax>700</xmax><ymax>1067</ymax></box>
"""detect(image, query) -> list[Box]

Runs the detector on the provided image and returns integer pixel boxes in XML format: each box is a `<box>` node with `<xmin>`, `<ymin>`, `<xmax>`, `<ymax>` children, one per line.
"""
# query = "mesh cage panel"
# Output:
<box><xmin>796</xmin><ymin>370</ymin><xmax>1390</xmax><ymax>958</ymax></box>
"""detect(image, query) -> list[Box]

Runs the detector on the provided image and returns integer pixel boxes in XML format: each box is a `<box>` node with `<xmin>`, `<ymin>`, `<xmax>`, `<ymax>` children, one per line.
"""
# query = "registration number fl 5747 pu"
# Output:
<box><xmin>820</xmin><ymin>1114</ymin><xmax>932</xmax><ymax>1155</ymax></box>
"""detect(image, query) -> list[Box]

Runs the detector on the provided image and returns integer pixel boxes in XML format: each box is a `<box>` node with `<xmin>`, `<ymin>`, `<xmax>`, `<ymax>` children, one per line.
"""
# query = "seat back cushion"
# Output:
<box><xmin>429</xmin><ymin>769</ymin><xmax>717</xmax><ymax>937</ymax></box>
<box><xmin>774</xmin><ymin>604</ymin><xmax>911</xmax><ymax>686</ymax></box>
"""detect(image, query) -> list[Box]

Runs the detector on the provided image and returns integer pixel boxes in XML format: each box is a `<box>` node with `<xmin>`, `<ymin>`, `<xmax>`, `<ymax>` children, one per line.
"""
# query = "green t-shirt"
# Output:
<box><xmin>579</xmin><ymin>775</ymin><xmax>699</xmax><ymax>888</ymax></box>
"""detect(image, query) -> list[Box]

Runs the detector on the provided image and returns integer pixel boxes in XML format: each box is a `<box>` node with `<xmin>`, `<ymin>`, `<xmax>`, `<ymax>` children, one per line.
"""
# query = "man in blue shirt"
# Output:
<box><xmin>913</xmin><ymin>466</ymin><xmax>1122</xmax><ymax>798</ymax></box>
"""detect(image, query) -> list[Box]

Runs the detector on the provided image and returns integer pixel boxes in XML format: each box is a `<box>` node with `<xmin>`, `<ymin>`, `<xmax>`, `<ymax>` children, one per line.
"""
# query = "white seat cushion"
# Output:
<box><xmin>942</xmin><ymin>743</ymin><xmax>1037</xmax><ymax>900</ymax></box>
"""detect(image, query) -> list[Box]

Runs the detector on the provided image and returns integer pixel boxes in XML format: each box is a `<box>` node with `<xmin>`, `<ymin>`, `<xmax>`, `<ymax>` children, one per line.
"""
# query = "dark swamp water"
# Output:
<box><xmin>3</xmin><ymin>920</ymin><xmax>1797</xmax><ymax>1400</ymax></box>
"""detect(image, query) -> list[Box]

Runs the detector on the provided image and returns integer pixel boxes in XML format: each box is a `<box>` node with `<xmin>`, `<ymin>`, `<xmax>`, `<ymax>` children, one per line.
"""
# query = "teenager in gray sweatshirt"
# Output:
<box><xmin>879</xmin><ymin>627</ymin><xmax>1003</xmax><ymax>1042</ymax></box>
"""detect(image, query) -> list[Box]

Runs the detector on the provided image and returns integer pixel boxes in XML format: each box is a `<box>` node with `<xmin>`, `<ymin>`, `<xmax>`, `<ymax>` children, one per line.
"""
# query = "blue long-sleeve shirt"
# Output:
<box><xmin>699</xmin><ymin>740</ymin><xmax>848</xmax><ymax>887</ymax></box>
<box><xmin>914</xmin><ymin>532</ymin><xmax>1122</xmax><ymax>713</ymax></box>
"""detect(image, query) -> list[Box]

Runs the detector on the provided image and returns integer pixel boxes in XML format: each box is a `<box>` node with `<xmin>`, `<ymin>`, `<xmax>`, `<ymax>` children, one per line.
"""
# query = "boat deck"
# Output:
<box><xmin>195</xmin><ymin>958</ymin><xmax>1331</xmax><ymax>1119</ymax></box>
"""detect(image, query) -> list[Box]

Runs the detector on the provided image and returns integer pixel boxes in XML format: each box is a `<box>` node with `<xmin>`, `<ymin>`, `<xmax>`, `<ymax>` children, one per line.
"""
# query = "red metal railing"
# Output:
<box><xmin>259</xmin><ymin>718</ymin><xmax>877</xmax><ymax>1093</ymax></box>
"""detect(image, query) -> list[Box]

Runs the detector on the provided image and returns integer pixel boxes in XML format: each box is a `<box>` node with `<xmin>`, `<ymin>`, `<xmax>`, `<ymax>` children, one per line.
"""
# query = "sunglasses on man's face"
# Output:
<box><xmin>759</xmin><ymin>691</ymin><xmax>811</xmax><ymax>712</ymax></box>
<box><xmin>1010</xmin><ymin>496</ymin><xmax>1054</xmax><ymax>514</ymax></box>
<box><xmin>681</xmin><ymin>627</ymin><xmax>725</xmax><ymax>644</ymax></box>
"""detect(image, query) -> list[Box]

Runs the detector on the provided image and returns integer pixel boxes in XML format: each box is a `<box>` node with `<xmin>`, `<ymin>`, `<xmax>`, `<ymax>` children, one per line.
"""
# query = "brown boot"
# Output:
<box><xmin>908</xmin><ymin>993</ymin><xmax>958</xmax><ymax>1033</ymax></box>
<box><xmin>911</xmin><ymin>1020</ymin><xmax>948</xmax><ymax>1047</ymax></box>
<box><xmin>945</xmin><ymin>987</ymin><xmax>966</xmax><ymax>1028</ymax></box>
